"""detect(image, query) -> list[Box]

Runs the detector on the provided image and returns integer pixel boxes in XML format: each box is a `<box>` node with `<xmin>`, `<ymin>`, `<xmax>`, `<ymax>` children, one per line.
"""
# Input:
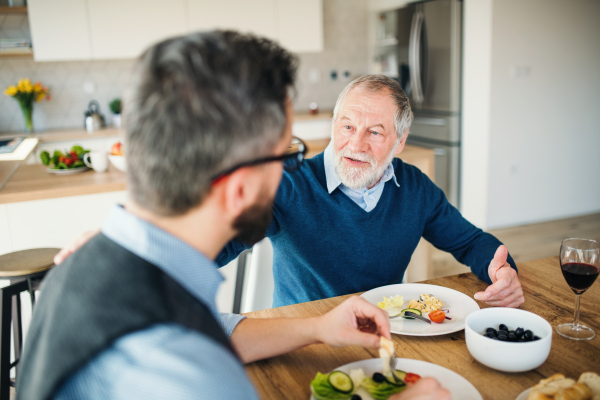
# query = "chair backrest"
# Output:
<box><xmin>240</xmin><ymin>238</ymin><xmax>274</xmax><ymax>313</ymax></box>
<box><xmin>0</xmin><ymin>280</ymin><xmax>29</xmax><ymax>400</ymax></box>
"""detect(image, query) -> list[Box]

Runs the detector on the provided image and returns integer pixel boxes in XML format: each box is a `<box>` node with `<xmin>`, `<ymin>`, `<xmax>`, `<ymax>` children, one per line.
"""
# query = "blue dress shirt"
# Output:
<box><xmin>55</xmin><ymin>206</ymin><xmax>258</xmax><ymax>400</ymax></box>
<box><xmin>323</xmin><ymin>142</ymin><xmax>399</xmax><ymax>212</ymax></box>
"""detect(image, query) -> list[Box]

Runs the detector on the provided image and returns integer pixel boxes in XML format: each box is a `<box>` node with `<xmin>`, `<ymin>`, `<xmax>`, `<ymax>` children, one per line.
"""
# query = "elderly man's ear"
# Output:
<box><xmin>394</xmin><ymin>129</ymin><xmax>410</xmax><ymax>156</ymax></box>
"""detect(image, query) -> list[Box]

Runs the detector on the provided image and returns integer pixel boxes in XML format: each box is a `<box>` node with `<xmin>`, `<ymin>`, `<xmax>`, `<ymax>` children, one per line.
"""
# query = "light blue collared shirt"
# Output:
<box><xmin>324</xmin><ymin>142</ymin><xmax>399</xmax><ymax>212</ymax></box>
<box><xmin>55</xmin><ymin>206</ymin><xmax>257</xmax><ymax>400</ymax></box>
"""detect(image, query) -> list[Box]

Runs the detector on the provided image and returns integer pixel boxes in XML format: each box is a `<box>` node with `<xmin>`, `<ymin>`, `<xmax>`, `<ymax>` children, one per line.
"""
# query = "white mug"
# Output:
<box><xmin>83</xmin><ymin>151</ymin><xmax>109</xmax><ymax>172</ymax></box>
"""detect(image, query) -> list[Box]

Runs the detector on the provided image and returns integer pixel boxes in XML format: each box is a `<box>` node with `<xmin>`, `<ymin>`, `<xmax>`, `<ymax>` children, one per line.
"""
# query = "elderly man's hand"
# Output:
<box><xmin>389</xmin><ymin>378</ymin><xmax>451</xmax><ymax>400</ymax></box>
<box><xmin>474</xmin><ymin>245</ymin><xmax>524</xmax><ymax>308</ymax></box>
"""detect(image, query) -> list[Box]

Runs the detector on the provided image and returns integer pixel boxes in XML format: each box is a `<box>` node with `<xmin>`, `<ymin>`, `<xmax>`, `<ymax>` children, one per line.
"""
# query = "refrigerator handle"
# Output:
<box><xmin>409</xmin><ymin>11</ymin><xmax>425</xmax><ymax>105</ymax></box>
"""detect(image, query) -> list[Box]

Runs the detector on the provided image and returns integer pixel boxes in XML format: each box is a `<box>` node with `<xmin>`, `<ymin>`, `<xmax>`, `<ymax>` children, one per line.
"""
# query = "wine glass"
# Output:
<box><xmin>556</xmin><ymin>238</ymin><xmax>599</xmax><ymax>340</ymax></box>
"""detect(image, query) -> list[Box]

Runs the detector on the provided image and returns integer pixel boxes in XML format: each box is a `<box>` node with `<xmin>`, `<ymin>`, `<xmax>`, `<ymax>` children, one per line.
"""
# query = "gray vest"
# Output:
<box><xmin>17</xmin><ymin>233</ymin><xmax>236</xmax><ymax>400</ymax></box>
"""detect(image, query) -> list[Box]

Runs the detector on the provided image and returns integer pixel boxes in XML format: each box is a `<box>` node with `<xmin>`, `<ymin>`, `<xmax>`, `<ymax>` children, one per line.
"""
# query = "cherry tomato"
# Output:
<box><xmin>428</xmin><ymin>310</ymin><xmax>446</xmax><ymax>323</ymax></box>
<box><xmin>404</xmin><ymin>373</ymin><xmax>421</xmax><ymax>384</ymax></box>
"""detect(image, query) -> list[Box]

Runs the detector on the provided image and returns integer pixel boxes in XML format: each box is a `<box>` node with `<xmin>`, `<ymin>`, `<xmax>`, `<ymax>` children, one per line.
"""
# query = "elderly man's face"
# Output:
<box><xmin>333</xmin><ymin>89</ymin><xmax>407</xmax><ymax>189</ymax></box>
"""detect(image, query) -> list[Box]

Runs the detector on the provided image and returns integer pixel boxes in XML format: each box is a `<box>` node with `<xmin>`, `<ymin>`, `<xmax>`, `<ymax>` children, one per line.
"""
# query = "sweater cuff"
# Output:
<box><xmin>219</xmin><ymin>313</ymin><xmax>247</xmax><ymax>338</ymax></box>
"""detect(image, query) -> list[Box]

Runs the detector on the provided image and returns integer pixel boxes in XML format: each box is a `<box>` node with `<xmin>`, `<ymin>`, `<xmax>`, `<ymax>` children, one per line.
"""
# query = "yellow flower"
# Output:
<box><xmin>34</xmin><ymin>82</ymin><xmax>43</xmax><ymax>93</ymax></box>
<box><xmin>18</xmin><ymin>78</ymin><xmax>33</xmax><ymax>93</ymax></box>
<box><xmin>4</xmin><ymin>86</ymin><xmax>17</xmax><ymax>96</ymax></box>
<box><xmin>36</xmin><ymin>92</ymin><xmax>46</xmax><ymax>102</ymax></box>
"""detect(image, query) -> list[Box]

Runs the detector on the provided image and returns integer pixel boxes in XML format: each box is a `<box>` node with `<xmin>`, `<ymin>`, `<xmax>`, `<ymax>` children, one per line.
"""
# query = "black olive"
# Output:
<box><xmin>351</xmin><ymin>395</ymin><xmax>362</xmax><ymax>400</ymax></box>
<box><xmin>499</xmin><ymin>324</ymin><xmax>508</xmax><ymax>331</ymax></box>
<box><xmin>508</xmin><ymin>332</ymin><xmax>517</xmax><ymax>341</ymax></box>
<box><xmin>533</xmin><ymin>336</ymin><xmax>541</xmax><ymax>341</ymax></box>
<box><xmin>524</xmin><ymin>330</ymin><xmax>533</xmax><ymax>340</ymax></box>
<box><xmin>515</xmin><ymin>327</ymin><xmax>524</xmax><ymax>338</ymax></box>
<box><xmin>373</xmin><ymin>372</ymin><xmax>385</xmax><ymax>383</ymax></box>
<box><xmin>484</xmin><ymin>332</ymin><xmax>495</xmax><ymax>339</ymax></box>
<box><xmin>517</xmin><ymin>338</ymin><xmax>525</xmax><ymax>342</ymax></box>
<box><xmin>486</xmin><ymin>327</ymin><xmax>497</xmax><ymax>336</ymax></box>
<box><xmin>497</xmin><ymin>334</ymin><xmax>508</xmax><ymax>341</ymax></box>
<box><xmin>498</xmin><ymin>329</ymin><xmax>508</xmax><ymax>336</ymax></box>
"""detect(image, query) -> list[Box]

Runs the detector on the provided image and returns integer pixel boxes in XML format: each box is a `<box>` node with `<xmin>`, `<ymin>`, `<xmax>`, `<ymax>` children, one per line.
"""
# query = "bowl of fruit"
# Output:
<box><xmin>108</xmin><ymin>141</ymin><xmax>126</xmax><ymax>172</ymax></box>
<box><xmin>465</xmin><ymin>307</ymin><xmax>552</xmax><ymax>372</ymax></box>
<box><xmin>40</xmin><ymin>145</ymin><xmax>91</xmax><ymax>174</ymax></box>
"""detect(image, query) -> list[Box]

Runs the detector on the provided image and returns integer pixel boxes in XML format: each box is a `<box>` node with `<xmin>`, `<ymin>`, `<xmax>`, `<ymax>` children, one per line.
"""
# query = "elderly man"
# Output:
<box><xmin>18</xmin><ymin>32</ymin><xmax>450</xmax><ymax>400</ymax></box>
<box><xmin>216</xmin><ymin>74</ymin><xmax>524</xmax><ymax>309</ymax></box>
<box><xmin>56</xmin><ymin>76</ymin><xmax>523</xmax><ymax>310</ymax></box>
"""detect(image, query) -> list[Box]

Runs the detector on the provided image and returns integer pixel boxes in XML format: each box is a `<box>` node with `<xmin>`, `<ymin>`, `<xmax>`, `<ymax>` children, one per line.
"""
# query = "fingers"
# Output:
<box><xmin>475</xmin><ymin>272</ymin><xmax>525</xmax><ymax>308</ymax></box>
<box><xmin>350</xmin><ymin>296</ymin><xmax>391</xmax><ymax>340</ymax></box>
<box><xmin>489</xmin><ymin>245</ymin><xmax>509</xmax><ymax>272</ymax></box>
<box><xmin>481</xmin><ymin>286</ymin><xmax>524</xmax><ymax>308</ymax></box>
<box><xmin>476</xmin><ymin>265</ymin><xmax>516</xmax><ymax>301</ymax></box>
<box><xmin>54</xmin><ymin>228</ymin><xmax>100</xmax><ymax>265</ymax></box>
<box><xmin>390</xmin><ymin>377</ymin><xmax>451</xmax><ymax>400</ymax></box>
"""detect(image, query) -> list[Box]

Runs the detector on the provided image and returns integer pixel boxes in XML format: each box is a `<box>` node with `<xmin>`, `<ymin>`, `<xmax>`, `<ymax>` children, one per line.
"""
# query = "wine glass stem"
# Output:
<box><xmin>573</xmin><ymin>294</ymin><xmax>581</xmax><ymax>328</ymax></box>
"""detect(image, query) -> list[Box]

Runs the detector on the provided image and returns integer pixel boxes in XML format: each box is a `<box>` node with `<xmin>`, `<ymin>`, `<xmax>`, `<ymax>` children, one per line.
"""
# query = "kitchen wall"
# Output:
<box><xmin>462</xmin><ymin>0</ymin><xmax>600</xmax><ymax>229</ymax></box>
<box><xmin>0</xmin><ymin>0</ymin><xmax>368</xmax><ymax>133</ymax></box>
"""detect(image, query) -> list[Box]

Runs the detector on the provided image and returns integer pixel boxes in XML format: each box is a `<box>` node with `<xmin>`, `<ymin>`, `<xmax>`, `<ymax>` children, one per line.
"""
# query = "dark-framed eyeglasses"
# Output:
<box><xmin>211</xmin><ymin>136</ymin><xmax>307</xmax><ymax>183</ymax></box>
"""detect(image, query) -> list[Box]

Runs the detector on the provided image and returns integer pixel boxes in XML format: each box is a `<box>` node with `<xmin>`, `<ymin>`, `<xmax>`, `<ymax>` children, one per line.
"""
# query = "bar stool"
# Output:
<box><xmin>0</xmin><ymin>248</ymin><xmax>59</xmax><ymax>399</ymax></box>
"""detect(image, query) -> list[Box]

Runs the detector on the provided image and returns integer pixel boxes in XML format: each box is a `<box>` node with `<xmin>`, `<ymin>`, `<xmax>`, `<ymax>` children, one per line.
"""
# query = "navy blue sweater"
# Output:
<box><xmin>217</xmin><ymin>152</ymin><xmax>516</xmax><ymax>307</ymax></box>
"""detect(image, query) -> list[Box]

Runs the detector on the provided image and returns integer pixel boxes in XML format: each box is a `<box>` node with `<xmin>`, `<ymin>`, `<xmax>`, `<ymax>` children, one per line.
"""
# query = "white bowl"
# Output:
<box><xmin>465</xmin><ymin>308</ymin><xmax>552</xmax><ymax>372</ymax></box>
<box><xmin>108</xmin><ymin>154</ymin><xmax>126</xmax><ymax>172</ymax></box>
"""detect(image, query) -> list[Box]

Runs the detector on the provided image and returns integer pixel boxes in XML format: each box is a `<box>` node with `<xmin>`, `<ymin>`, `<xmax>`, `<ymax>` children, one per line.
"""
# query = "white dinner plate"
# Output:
<box><xmin>46</xmin><ymin>166</ymin><xmax>91</xmax><ymax>174</ymax></box>
<box><xmin>310</xmin><ymin>358</ymin><xmax>482</xmax><ymax>400</ymax></box>
<box><xmin>516</xmin><ymin>388</ymin><xmax>531</xmax><ymax>400</ymax></box>
<box><xmin>361</xmin><ymin>283</ymin><xmax>480</xmax><ymax>336</ymax></box>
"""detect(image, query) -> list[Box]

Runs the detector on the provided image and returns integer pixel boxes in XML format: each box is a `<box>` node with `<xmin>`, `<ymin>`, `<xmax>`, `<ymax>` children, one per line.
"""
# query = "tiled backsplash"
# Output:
<box><xmin>0</xmin><ymin>0</ymin><xmax>367</xmax><ymax>133</ymax></box>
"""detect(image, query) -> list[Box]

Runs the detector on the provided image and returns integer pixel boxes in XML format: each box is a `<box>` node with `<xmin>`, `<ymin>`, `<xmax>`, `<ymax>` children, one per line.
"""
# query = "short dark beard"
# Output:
<box><xmin>232</xmin><ymin>197</ymin><xmax>274</xmax><ymax>247</ymax></box>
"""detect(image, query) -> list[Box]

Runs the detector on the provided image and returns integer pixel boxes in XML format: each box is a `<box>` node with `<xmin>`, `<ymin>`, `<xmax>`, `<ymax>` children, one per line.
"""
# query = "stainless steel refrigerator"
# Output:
<box><xmin>373</xmin><ymin>0</ymin><xmax>462</xmax><ymax>208</ymax></box>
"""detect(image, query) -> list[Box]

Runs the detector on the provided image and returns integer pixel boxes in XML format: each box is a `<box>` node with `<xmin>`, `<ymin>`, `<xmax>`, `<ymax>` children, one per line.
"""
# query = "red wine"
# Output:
<box><xmin>561</xmin><ymin>262</ymin><xmax>599</xmax><ymax>293</ymax></box>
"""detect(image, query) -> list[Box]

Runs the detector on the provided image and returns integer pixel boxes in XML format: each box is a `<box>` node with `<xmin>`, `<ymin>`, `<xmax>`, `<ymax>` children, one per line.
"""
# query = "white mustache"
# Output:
<box><xmin>337</xmin><ymin>148</ymin><xmax>377</xmax><ymax>166</ymax></box>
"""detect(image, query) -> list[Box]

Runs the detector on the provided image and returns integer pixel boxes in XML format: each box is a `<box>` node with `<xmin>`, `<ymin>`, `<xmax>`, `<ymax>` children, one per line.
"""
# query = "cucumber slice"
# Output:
<box><xmin>401</xmin><ymin>308</ymin><xmax>422</xmax><ymax>319</ymax></box>
<box><xmin>393</xmin><ymin>370</ymin><xmax>407</xmax><ymax>383</ymax></box>
<box><xmin>385</xmin><ymin>373</ymin><xmax>406</xmax><ymax>387</ymax></box>
<box><xmin>328</xmin><ymin>371</ymin><xmax>353</xmax><ymax>394</ymax></box>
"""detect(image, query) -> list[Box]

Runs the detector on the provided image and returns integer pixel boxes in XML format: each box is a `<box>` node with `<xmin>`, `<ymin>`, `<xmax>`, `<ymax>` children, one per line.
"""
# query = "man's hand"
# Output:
<box><xmin>474</xmin><ymin>245</ymin><xmax>524</xmax><ymax>308</ymax></box>
<box><xmin>389</xmin><ymin>378</ymin><xmax>451</xmax><ymax>400</ymax></box>
<box><xmin>53</xmin><ymin>228</ymin><xmax>100</xmax><ymax>265</ymax></box>
<box><xmin>314</xmin><ymin>296</ymin><xmax>391</xmax><ymax>349</ymax></box>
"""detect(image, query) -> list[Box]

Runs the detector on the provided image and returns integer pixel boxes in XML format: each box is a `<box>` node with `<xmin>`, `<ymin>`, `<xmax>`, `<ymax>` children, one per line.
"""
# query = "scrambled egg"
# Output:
<box><xmin>407</xmin><ymin>294</ymin><xmax>443</xmax><ymax>313</ymax></box>
<box><xmin>377</xmin><ymin>295</ymin><xmax>404</xmax><ymax>310</ymax></box>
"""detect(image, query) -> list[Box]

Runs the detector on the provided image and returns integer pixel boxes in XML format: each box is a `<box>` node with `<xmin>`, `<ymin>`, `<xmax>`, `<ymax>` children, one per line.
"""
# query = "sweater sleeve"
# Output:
<box><xmin>420</xmin><ymin>174</ymin><xmax>517</xmax><ymax>284</ymax></box>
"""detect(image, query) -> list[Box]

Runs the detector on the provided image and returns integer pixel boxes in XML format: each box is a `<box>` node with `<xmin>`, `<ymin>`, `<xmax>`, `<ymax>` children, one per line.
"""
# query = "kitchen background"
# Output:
<box><xmin>0</xmin><ymin>0</ymin><xmax>369</xmax><ymax>132</ymax></box>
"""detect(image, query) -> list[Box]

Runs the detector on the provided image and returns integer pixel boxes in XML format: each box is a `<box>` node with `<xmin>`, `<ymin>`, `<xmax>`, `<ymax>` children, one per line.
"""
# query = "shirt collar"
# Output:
<box><xmin>323</xmin><ymin>141</ymin><xmax>400</xmax><ymax>195</ymax></box>
<box><xmin>101</xmin><ymin>205</ymin><xmax>224</xmax><ymax>318</ymax></box>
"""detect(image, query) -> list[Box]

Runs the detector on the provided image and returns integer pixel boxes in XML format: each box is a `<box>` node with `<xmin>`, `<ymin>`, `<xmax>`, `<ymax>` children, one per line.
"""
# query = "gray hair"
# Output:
<box><xmin>124</xmin><ymin>31</ymin><xmax>298</xmax><ymax>216</ymax></box>
<box><xmin>332</xmin><ymin>74</ymin><xmax>413</xmax><ymax>140</ymax></box>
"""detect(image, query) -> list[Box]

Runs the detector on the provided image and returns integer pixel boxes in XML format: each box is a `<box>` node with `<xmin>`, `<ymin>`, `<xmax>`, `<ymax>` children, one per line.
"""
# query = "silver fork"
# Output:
<box><xmin>389</xmin><ymin>346</ymin><xmax>397</xmax><ymax>375</ymax></box>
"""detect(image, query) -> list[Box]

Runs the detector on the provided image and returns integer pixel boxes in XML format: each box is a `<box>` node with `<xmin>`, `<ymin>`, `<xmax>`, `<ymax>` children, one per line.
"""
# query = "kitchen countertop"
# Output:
<box><xmin>0</xmin><ymin>138</ymin><xmax>434</xmax><ymax>205</ymax></box>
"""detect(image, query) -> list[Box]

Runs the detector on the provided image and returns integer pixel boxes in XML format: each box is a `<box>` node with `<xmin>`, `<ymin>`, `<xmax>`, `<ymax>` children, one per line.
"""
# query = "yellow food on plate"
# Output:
<box><xmin>526</xmin><ymin>372</ymin><xmax>600</xmax><ymax>400</ymax></box>
<box><xmin>407</xmin><ymin>294</ymin><xmax>443</xmax><ymax>313</ymax></box>
<box><xmin>377</xmin><ymin>295</ymin><xmax>404</xmax><ymax>310</ymax></box>
<box><xmin>379</xmin><ymin>336</ymin><xmax>394</xmax><ymax>378</ymax></box>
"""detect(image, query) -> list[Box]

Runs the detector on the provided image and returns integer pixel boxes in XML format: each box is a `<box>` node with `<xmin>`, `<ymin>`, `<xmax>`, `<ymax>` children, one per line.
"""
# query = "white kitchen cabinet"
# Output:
<box><xmin>28</xmin><ymin>0</ymin><xmax>92</xmax><ymax>61</ymax></box>
<box><xmin>87</xmin><ymin>0</ymin><xmax>188</xmax><ymax>60</ymax></box>
<box><xmin>276</xmin><ymin>0</ymin><xmax>323</xmax><ymax>53</ymax></box>
<box><xmin>188</xmin><ymin>0</ymin><xmax>277</xmax><ymax>41</ymax></box>
<box><xmin>292</xmin><ymin>119</ymin><xmax>331</xmax><ymax>141</ymax></box>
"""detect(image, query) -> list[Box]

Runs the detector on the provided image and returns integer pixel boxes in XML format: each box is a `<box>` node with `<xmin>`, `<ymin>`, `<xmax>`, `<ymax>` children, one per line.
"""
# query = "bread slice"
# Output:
<box><xmin>579</xmin><ymin>373</ymin><xmax>600</xmax><ymax>397</ymax></box>
<box><xmin>554</xmin><ymin>383</ymin><xmax>592</xmax><ymax>400</ymax></box>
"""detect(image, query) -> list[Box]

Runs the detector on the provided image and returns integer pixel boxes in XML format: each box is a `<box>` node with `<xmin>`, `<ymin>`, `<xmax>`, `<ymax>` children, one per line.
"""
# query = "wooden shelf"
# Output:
<box><xmin>0</xmin><ymin>6</ymin><xmax>27</xmax><ymax>14</ymax></box>
<box><xmin>0</xmin><ymin>53</ymin><xmax>33</xmax><ymax>59</ymax></box>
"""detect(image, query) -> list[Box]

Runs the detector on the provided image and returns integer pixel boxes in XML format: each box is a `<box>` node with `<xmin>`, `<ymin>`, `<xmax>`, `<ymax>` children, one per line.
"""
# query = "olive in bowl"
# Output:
<box><xmin>465</xmin><ymin>308</ymin><xmax>552</xmax><ymax>372</ymax></box>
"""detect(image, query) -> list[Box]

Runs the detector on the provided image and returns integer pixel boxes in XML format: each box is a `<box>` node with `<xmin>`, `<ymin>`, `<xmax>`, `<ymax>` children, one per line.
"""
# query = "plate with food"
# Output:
<box><xmin>361</xmin><ymin>283</ymin><xmax>480</xmax><ymax>336</ymax></box>
<box><xmin>310</xmin><ymin>338</ymin><xmax>482</xmax><ymax>400</ymax></box>
<box><xmin>515</xmin><ymin>372</ymin><xmax>600</xmax><ymax>400</ymax></box>
<box><xmin>41</xmin><ymin>145</ymin><xmax>91</xmax><ymax>174</ymax></box>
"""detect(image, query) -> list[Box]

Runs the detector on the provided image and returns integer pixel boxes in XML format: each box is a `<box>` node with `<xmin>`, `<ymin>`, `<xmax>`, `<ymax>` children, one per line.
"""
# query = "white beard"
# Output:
<box><xmin>334</xmin><ymin>145</ymin><xmax>397</xmax><ymax>189</ymax></box>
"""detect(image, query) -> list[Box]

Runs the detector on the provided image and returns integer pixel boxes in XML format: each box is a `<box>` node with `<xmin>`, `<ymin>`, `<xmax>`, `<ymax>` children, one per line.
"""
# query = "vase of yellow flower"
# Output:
<box><xmin>4</xmin><ymin>79</ymin><xmax>50</xmax><ymax>133</ymax></box>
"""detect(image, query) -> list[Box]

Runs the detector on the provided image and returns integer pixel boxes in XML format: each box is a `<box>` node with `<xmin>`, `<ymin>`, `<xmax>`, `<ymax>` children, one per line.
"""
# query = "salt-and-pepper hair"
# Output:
<box><xmin>124</xmin><ymin>31</ymin><xmax>297</xmax><ymax>216</ymax></box>
<box><xmin>332</xmin><ymin>74</ymin><xmax>413</xmax><ymax>139</ymax></box>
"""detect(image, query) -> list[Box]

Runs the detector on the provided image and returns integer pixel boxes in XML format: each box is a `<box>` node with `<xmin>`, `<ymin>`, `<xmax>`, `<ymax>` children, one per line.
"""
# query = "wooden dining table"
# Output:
<box><xmin>243</xmin><ymin>256</ymin><xmax>600</xmax><ymax>400</ymax></box>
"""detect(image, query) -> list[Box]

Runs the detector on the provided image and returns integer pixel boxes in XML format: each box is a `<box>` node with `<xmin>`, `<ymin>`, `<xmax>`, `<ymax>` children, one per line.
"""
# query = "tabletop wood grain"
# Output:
<box><xmin>243</xmin><ymin>256</ymin><xmax>600</xmax><ymax>400</ymax></box>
